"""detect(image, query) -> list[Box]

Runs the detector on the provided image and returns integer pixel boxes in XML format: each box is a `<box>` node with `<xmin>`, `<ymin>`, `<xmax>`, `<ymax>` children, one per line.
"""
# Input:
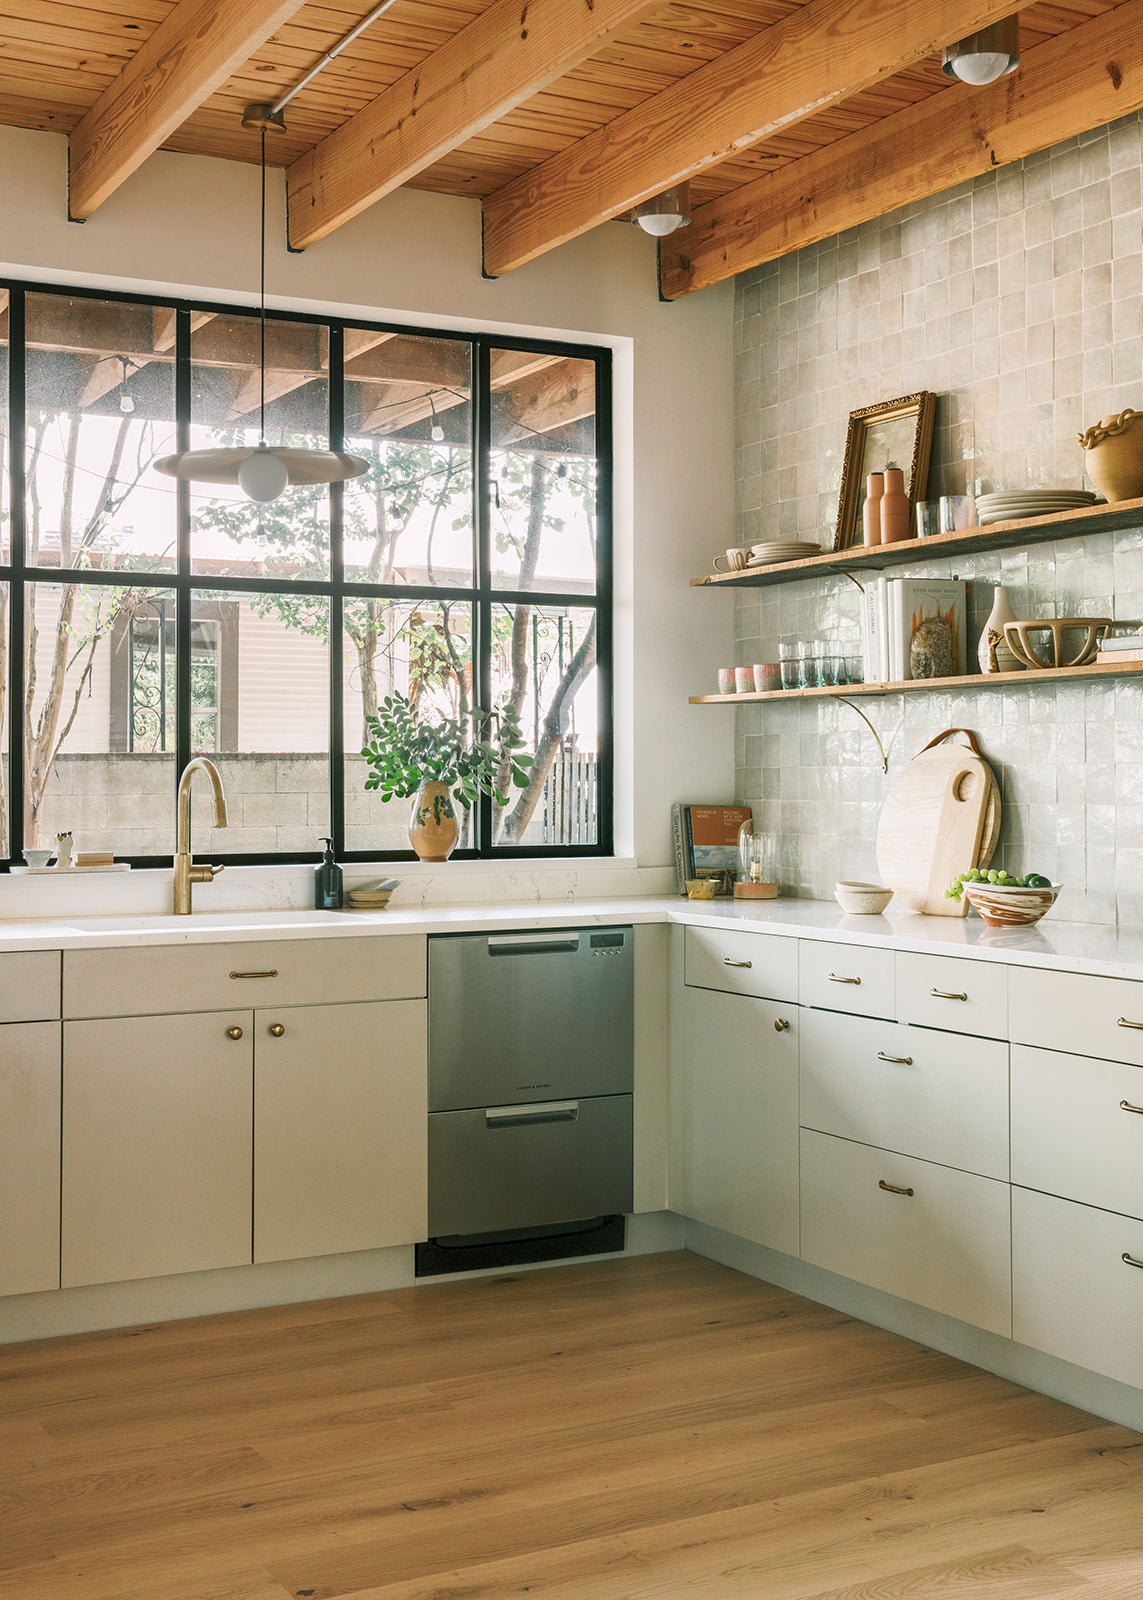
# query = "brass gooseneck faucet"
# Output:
<box><xmin>173</xmin><ymin>757</ymin><xmax>228</xmax><ymax>914</ymax></box>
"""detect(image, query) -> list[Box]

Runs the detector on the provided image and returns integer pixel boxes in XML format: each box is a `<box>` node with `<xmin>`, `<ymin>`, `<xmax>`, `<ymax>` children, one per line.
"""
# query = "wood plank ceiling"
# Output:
<box><xmin>0</xmin><ymin>0</ymin><xmax>1139</xmax><ymax>300</ymax></box>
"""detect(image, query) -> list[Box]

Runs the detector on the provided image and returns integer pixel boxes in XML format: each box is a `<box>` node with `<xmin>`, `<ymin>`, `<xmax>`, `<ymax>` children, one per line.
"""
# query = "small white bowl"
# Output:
<box><xmin>22</xmin><ymin>849</ymin><xmax>54</xmax><ymax>869</ymax></box>
<box><xmin>834</xmin><ymin>880</ymin><xmax>892</xmax><ymax>915</ymax></box>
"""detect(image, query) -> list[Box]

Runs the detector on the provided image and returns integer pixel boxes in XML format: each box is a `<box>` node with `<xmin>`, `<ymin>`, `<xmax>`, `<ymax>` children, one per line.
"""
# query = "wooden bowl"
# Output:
<box><xmin>963</xmin><ymin>880</ymin><xmax>1060</xmax><ymax>927</ymax></box>
<box><xmin>1002</xmin><ymin>618</ymin><xmax>1111</xmax><ymax>670</ymax></box>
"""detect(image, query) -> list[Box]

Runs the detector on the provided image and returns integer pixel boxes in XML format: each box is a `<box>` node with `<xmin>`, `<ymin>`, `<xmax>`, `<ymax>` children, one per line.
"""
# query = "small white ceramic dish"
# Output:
<box><xmin>22</xmin><ymin>849</ymin><xmax>54</xmax><ymax>868</ymax></box>
<box><xmin>834</xmin><ymin>880</ymin><xmax>893</xmax><ymax>914</ymax></box>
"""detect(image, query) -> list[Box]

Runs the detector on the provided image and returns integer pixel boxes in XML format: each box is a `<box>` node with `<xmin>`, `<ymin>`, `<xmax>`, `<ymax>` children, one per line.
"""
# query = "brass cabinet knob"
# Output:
<box><xmin>773</xmin><ymin>1017</ymin><xmax>790</xmax><ymax>1032</ymax></box>
<box><xmin>268</xmin><ymin>1023</ymin><xmax>286</xmax><ymax>1037</ymax></box>
<box><xmin>226</xmin><ymin>1025</ymin><xmax>244</xmax><ymax>1040</ymax></box>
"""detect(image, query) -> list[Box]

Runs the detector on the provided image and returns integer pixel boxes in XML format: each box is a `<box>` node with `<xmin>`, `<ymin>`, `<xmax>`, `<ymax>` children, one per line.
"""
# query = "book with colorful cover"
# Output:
<box><xmin>678</xmin><ymin>804</ymin><xmax>752</xmax><ymax>894</ymax></box>
<box><xmin>886</xmin><ymin>577</ymin><xmax>968</xmax><ymax>681</ymax></box>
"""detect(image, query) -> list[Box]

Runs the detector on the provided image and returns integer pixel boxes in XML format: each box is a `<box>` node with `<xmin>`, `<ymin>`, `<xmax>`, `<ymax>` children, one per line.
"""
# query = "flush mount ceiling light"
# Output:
<box><xmin>941</xmin><ymin>15</ymin><xmax>1019</xmax><ymax>85</ymax></box>
<box><xmin>155</xmin><ymin>107</ymin><xmax>369</xmax><ymax>504</ymax></box>
<box><xmin>631</xmin><ymin>182</ymin><xmax>691</xmax><ymax>238</ymax></box>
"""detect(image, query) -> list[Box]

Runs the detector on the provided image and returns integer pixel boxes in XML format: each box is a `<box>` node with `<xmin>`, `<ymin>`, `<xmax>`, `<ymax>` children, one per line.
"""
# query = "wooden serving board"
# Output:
<box><xmin>876</xmin><ymin>729</ymin><xmax>1000</xmax><ymax>917</ymax></box>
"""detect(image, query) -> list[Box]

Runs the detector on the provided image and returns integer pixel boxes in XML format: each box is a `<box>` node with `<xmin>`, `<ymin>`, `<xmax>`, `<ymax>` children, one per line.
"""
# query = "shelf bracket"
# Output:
<box><xmin>837</xmin><ymin>697</ymin><xmax>888</xmax><ymax>773</ymax></box>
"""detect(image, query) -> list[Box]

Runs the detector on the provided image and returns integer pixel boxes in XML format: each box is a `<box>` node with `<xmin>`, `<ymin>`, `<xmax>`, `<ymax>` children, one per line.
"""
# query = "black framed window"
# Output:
<box><xmin>0</xmin><ymin>280</ymin><xmax>613</xmax><ymax>866</ymax></box>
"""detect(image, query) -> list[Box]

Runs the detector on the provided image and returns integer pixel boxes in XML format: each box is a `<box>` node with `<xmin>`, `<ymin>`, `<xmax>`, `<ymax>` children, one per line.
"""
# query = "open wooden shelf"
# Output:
<box><xmin>691</xmin><ymin>497</ymin><xmax>1143</xmax><ymax>590</ymax></box>
<box><xmin>689</xmin><ymin>657</ymin><xmax>1143</xmax><ymax>704</ymax></box>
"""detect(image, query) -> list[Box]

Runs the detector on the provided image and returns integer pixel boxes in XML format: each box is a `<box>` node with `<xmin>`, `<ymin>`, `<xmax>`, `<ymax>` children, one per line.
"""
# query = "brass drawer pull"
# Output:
<box><xmin>828</xmin><ymin>973</ymin><xmax>861</xmax><ymax>985</ymax></box>
<box><xmin>930</xmin><ymin>988</ymin><xmax>967</xmax><ymax>1001</ymax></box>
<box><xmin>878</xmin><ymin>1051</ymin><xmax>914</xmax><ymax>1066</ymax></box>
<box><xmin>268</xmin><ymin>1023</ymin><xmax>286</xmax><ymax>1038</ymax></box>
<box><xmin>230</xmin><ymin>969</ymin><xmax>279</xmax><ymax>980</ymax></box>
<box><xmin>1122</xmin><ymin>1253</ymin><xmax>1143</xmax><ymax>1270</ymax></box>
<box><xmin>226</xmin><ymin>1026</ymin><xmax>244</xmax><ymax>1041</ymax></box>
<box><xmin>723</xmin><ymin>958</ymin><xmax>752</xmax><ymax>969</ymax></box>
<box><xmin>1120</xmin><ymin>1099</ymin><xmax>1143</xmax><ymax>1116</ymax></box>
<box><xmin>774</xmin><ymin>1017</ymin><xmax>790</xmax><ymax>1032</ymax></box>
<box><xmin>1117</xmin><ymin>1017</ymin><xmax>1143</xmax><ymax>1031</ymax></box>
<box><xmin>879</xmin><ymin>1179</ymin><xmax>914</xmax><ymax>1197</ymax></box>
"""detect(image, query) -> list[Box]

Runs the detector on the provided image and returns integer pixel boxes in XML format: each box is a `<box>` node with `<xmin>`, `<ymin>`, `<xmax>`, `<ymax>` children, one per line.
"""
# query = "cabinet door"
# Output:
<box><xmin>800</xmin><ymin>1129</ymin><xmax>1011</xmax><ymax>1337</ymax></box>
<box><xmin>679</xmin><ymin>984</ymin><xmax>798</xmax><ymax>1255</ymax></box>
<box><xmin>683</xmin><ymin>926</ymin><xmax>798</xmax><ymax>1002</ymax></box>
<box><xmin>895</xmin><ymin>951</ymin><xmax>1007</xmax><ymax>1038</ymax></box>
<box><xmin>0</xmin><ymin>1021</ymin><xmax>61</xmax><ymax>1295</ymax></box>
<box><xmin>62</xmin><ymin>1013</ymin><xmax>253</xmax><ymax>1287</ymax></box>
<box><xmin>1011</xmin><ymin>1043</ymin><xmax>1143</xmax><ymax>1219</ymax></box>
<box><xmin>1009</xmin><ymin>966</ymin><xmax>1143</xmax><ymax>1066</ymax></box>
<box><xmin>799</xmin><ymin>940</ymin><xmax>894</xmax><ymax>1019</ymax></box>
<box><xmin>800</xmin><ymin>1009</ymin><xmax>1009</xmax><ymax>1179</ymax></box>
<box><xmin>254</xmin><ymin>999</ymin><xmax>427</xmax><ymax>1262</ymax></box>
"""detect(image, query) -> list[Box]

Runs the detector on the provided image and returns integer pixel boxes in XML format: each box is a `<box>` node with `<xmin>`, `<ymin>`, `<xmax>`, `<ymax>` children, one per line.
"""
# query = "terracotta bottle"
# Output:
<box><xmin>862</xmin><ymin>473</ymin><xmax>884</xmax><ymax>546</ymax></box>
<box><xmin>880</xmin><ymin>467</ymin><xmax>910</xmax><ymax>543</ymax></box>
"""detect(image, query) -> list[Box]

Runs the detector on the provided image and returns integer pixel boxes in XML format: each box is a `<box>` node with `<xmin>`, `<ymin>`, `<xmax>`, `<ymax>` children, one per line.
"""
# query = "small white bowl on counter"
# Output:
<box><xmin>834</xmin><ymin>881</ymin><xmax>893</xmax><ymax>915</ymax></box>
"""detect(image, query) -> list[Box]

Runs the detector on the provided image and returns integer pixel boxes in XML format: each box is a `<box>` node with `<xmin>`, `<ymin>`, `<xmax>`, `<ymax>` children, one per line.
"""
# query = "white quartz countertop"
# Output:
<box><xmin>2</xmin><ymin>892</ymin><xmax>1143</xmax><ymax>980</ymax></box>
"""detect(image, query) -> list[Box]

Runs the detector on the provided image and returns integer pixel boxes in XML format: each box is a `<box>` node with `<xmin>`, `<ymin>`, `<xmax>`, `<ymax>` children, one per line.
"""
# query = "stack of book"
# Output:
<box><xmin>859</xmin><ymin>575</ymin><xmax>969</xmax><ymax>684</ymax></box>
<box><xmin>670</xmin><ymin>804</ymin><xmax>752</xmax><ymax>895</ymax></box>
<box><xmin>1096</xmin><ymin>630</ymin><xmax>1143</xmax><ymax>664</ymax></box>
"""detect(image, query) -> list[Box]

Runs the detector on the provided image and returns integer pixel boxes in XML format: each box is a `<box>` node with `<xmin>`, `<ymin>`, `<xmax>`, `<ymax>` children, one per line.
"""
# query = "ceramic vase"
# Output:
<box><xmin>408</xmin><ymin>781</ymin><xmax>459</xmax><ymax>861</ymax></box>
<box><xmin>977</xmin><ymin>584</ymin><xmax>1023</xmax><ymax>674</ymax></box>
<box><xmin>880</xmin><ymin>467</ymin><xmax>910</xmax><ymax>543</ymax></box>
<box><xmin>1078</xmin><ymin>408</ymin><xmax>1143</xmax><ymax>503</ymax></box>
<box><xmin>862</xmin><ymin>473</ymin><xmax>884</xmax><ymax>547</ymax></box>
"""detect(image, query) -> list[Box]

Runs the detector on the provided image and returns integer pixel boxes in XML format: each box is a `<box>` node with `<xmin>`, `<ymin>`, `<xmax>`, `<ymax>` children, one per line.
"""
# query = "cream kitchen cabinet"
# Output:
<box><xmin>62</xmin><ymin>1010</ymin><xmax>254</xmax><ymax>1287</ymax></box>
<box><xmin>798</xmin><ymin>938</ymin><xmax>894</xmax><ymax>1019</ymax></box>
<box><xmin>254</xmin><ymin>998</ymin><xmax>426</xmax><ymax>1263</ymax></box>
<box><xmin>0</xmin><ymin>1021</ymin><xmax>61</xmax><ymax>1295</ymax></box>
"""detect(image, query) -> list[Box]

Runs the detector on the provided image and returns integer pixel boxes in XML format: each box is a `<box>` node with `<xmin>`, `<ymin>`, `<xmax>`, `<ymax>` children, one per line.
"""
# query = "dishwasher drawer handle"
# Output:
<box><xmin>878</xmin><ymin>1179</ymin><xmax>915</xmax><ymax>1197</ymax></box>
<box><xmin>230</xmin><ymin>969</ymin><xmax>278</xmax><ymax>980</ymax></box>
<box><xmin>723</xmin><ymin>958</ymin><xmax>752</xmax><ymax>969</ymax></box>
<box><xmin>486</xmin><ymin>933</ymin><xmax>580</xmax><ymax>956</ymax></box>
<box><xmin>930</xmin><ymin>988</ymin><xmax>968</xmax><ymax>1001</ymax></box>
<box><xmin>485</xmin><ymin>1100</ymin><xmax>579</xmax><ymax>1127</ymax></box>
<box><xmin>1117</xmin><ymin>1017</ymin><xmax>1143</xmax><ymax>1031</ymax></box>
<box><xmin>877</xmin><ymin>1051</ymin><xmax>914</xmax><ymax>1066</ymax></box>
<box><xmin>1122</xmin><ymin>1252</ymin><xmax>1143</xmax><ymax>1271</ymax></box>
<box><xmin>829</xmin><ymin>973</ymin><xmax>861</xmax><ymax>985</ymax></box>
<box><xmin>1120</xmin><ymin>1099</ymin><xmax>1143</xmax><ymax>1116</ymax></box>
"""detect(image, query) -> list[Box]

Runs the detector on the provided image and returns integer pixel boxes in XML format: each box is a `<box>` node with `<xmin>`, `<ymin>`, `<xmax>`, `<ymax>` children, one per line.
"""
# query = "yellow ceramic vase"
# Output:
<box><xmin>408</xmin><ymin>781</ymin><xmax>459</xmax><ymax>861</ymax></box>
<box><xmin>1078</xmin><ymin>408</ymin><xmax>1143</xmax><ymax>503</ymax></box>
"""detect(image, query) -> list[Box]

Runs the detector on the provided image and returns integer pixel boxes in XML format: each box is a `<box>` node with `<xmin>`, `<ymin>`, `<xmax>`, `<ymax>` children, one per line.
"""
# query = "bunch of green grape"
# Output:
<box><xmin>945</xmin><ymin>867</ymin><xmax>1053</xmax><ymax>900</ymax></box>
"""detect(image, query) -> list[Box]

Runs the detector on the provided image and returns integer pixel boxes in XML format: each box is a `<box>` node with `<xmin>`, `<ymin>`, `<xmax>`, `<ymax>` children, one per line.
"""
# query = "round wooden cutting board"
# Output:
<box><xmin>876</xmin><ymin>729</ymin><xmax>1001</xmax><ymax>917</ymax></box>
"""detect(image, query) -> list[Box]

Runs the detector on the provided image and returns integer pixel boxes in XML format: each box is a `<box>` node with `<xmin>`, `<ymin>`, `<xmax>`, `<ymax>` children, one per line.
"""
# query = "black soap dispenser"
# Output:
<box><xmin>314</xmin><ymin>837</ymin><xmax>344</xmax><ymax>910</ymax></box>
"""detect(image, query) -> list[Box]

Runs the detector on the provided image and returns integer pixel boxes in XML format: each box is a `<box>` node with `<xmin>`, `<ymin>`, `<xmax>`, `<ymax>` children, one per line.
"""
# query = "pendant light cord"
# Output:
<box><xmin>259</xmin><ymin>124</ymin><xmax>267</xmax><ymax>445</ymax></box>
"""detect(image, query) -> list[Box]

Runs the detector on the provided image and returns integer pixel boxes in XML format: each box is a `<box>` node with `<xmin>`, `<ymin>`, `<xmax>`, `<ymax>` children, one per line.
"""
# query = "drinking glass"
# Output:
<box><xmin>779</xmin><ymin>637</ymin><xmax>799</xmax><ymax>690</ymax></box>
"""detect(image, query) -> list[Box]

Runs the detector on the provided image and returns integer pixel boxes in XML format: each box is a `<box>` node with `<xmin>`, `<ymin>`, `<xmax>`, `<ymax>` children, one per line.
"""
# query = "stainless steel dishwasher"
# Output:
<box><xmin>422</xmin><ymin>926</ymin><xmax>634</xmax><ymax>1266</ymax></box>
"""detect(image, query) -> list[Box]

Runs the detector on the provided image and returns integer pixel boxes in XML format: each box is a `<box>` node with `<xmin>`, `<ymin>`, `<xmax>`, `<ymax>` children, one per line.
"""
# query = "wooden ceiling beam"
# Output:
<box><xmin>495</xmin><ymin>357</ymin><xmax>596</xmax><ymax>443</ymax></box>
<box><xmin>68</xmin><ymin>0</ymin><xmax>308</xmax><ymax>220</ymax></box>
<box><xmin>660</xmin><ymin>0</ymin><xmax>1143</xmax><ymax>298</ymax></box>
<box><xmin>285</xmin><ymin>0</ymin><xmax>665</xmax><ymax>251</ymax></box>
<box><xmin>480</xmin><ymin>0</ymin><xmax>1020</xmax><ymax>276</ymax></box>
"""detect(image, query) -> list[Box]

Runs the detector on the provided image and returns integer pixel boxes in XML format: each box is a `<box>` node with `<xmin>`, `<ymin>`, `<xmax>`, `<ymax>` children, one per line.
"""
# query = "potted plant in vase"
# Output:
<box><xmin>361</xmin><ymin>692</ymin><xmax>533</xmax><ymax>861</ymax></box>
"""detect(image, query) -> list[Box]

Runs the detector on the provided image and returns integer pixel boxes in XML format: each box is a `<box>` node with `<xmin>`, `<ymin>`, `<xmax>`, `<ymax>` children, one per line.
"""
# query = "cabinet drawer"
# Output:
<box><xmin>800</xmin><ymin>1130</ymin><xmax>1011</xmax><ymax>1337</ymax></box>
<box><xmin>1013</xmin><ymin>1186</ymin><xmax>1143</xmax><ymax>1389</ymax></box>
<box><xmin>895</xmin><ymin>952</ymin><xmax>1007</xmax><ymax>1038</ymax></box>
<box><xmin>800</xmin><ymin>1011</ymin><xmax>1008</xmax><ymax>1179</ymax></box>
<box><xmin>684</xmin><ymin>925</ymin><xmax>798</xmax><ymax>1002</ymax></box>
<box><xmin>63</xmin><ymin>935</ymin><xmax>427</xmax><ymax>1018</ymax></box>
<box><xmin>0</xmin><ymin>951</ymin><xmax>61</xmax><ymax>1022</ymax></box>
<box><xmin>1009</xmin><ymin>966</ymin><xmax>1143</xmax><ymax>1065</ymax></box>
<box><xmin>798</xmin><ymin>940</ymin><xmax>893</xmax><ymax>1019</ymax></box>
<box><xmin>1011</xmin><ymin>1043</ymin><xmax>1143</xmax><ymax>1220</ymax></box>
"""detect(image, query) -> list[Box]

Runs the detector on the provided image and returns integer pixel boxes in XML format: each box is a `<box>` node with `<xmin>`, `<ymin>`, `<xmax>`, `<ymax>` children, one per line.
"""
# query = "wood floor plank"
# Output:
<box><xmin>0</xmin><ymin>1252</ymin><xmax>1140</xmax><ymax>1600</ymax></box>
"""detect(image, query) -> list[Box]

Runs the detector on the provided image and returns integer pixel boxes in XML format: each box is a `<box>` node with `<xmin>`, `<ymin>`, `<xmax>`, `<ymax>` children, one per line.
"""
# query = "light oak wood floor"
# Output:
<box><xmin>3</xmin><ymin>1251</ymin><xmax>1142</xmax><ymax>1600</ymax></box>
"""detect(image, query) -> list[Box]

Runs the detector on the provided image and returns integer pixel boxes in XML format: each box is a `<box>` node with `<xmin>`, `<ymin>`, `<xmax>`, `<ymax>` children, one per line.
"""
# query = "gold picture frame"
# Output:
<box><xmin>833</xmin><ymin>391</ymin><xmax>937</xmax><ymax>551</ymax></box>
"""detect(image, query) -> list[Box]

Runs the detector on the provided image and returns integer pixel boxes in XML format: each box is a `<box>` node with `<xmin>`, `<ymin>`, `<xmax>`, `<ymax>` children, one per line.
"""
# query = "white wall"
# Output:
<box><xmin>0</xmin><ymin>125</ymin><xmax>736</xmax><ymax>902</ymax></box>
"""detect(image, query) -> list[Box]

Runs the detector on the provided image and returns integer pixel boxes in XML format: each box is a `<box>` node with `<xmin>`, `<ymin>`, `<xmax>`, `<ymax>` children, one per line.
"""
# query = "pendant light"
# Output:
<box><xmin>631</xmin><ymin>182</ymin><xmax>691</xmax><ymax>237</ymax></box>
<box><xmin>941</xmin><ymin>15</ymin><xmax>1019</xmax><ymax>85</ymax></box>
<box><xmin>155</xmin><ymin>108</ymin><xmax>369</xmax><ymax>503</ymax></box>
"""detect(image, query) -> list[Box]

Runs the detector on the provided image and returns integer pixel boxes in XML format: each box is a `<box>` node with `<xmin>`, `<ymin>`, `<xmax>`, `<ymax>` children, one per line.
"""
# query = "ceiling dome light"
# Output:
<box><xmin>942</xmin><ymin>15</ymin><xmax>1019</xmax><ymax>85</ymax></box>
<box><xmin>632</xmin><ymin>182</ymin><xmax>691</xmax><ymax>237</ymax></box>
<box><xmin>237</xmin><ymin>443</ymin><xmax>291</xmax><ymax>502</ymax></box>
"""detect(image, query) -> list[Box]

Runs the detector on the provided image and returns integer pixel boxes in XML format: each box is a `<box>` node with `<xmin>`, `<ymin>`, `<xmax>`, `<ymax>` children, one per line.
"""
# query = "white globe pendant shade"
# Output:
<box><xmin>155</xmin><ymin>443</ymin><xmax>369</xmax><ymax>497</ymax></box>
<box><xmin>941</xmin><ymin>16</ymin><xmax>1019</xmax><ymax>85</ymax></box>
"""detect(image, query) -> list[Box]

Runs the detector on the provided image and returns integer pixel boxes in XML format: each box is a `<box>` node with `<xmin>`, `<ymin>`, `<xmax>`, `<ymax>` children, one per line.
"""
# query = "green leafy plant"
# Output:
<box><xmin>361</xmin><ymin>691</ymin><xmax>532</xmax><ymax>809</ymax></box>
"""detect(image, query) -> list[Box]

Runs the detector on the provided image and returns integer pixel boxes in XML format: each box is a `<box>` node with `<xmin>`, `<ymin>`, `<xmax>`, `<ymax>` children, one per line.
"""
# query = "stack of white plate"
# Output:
<box><xmin>746</xmin><ymin>540</ymin><xmax>822</xmax><ymax>566</ymax></box>
<box><xmin>976</xmin><ymin>489</ymin><xmax>1098</xmax><ymax>525</ymax></box>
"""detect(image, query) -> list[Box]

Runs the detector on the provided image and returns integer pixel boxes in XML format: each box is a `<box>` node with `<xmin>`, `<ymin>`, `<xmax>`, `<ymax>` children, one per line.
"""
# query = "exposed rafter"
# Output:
<box><xmin>285</xmin><ymin>0</ymin><xmax>663</xmax><ymax>251</ymax></box>
<box><xmin>480</xmin><ymin>0</ymin><xmax>1020</xmax><ymax>277</ymax></box>
<box><xmin>68</xmin><ymin>0</ymin><xmax>307</xmax><ymax>221</ymax></box>
<box><xmin>660</xmin><ymin>2</ymin><xmax>1143</xmax><ymax>298</ymax></box>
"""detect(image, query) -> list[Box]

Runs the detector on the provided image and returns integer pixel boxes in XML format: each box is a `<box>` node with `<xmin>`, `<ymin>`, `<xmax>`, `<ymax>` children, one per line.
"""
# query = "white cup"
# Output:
<box><xmin>713</xmin><ymin>546</ymin><xmax>750</xmax><ymax>572</ymax></box>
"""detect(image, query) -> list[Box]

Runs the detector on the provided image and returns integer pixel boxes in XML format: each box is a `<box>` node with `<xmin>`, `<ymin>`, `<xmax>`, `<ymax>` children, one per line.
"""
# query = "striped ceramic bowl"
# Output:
<box><xmin>962</xmin><ymin>880</ymin><xmax>1060</xmax><ymax>927</ymax></box>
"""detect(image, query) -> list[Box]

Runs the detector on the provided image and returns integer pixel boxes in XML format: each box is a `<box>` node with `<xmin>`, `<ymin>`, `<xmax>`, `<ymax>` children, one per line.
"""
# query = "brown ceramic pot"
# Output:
<box><xmin>1078</xmin><ymin>408</ymin><xmax>1143</xmax><ymax>503</ymax></box>
<box><xmin>408</xmin><ymin>781</ymin><xmax>459</xmax><ymax>861</ymax></box>
<box><xmin>880</xmin><ymin>466</ymin><xmax>910</xmax><ymax>542</ymax></box>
